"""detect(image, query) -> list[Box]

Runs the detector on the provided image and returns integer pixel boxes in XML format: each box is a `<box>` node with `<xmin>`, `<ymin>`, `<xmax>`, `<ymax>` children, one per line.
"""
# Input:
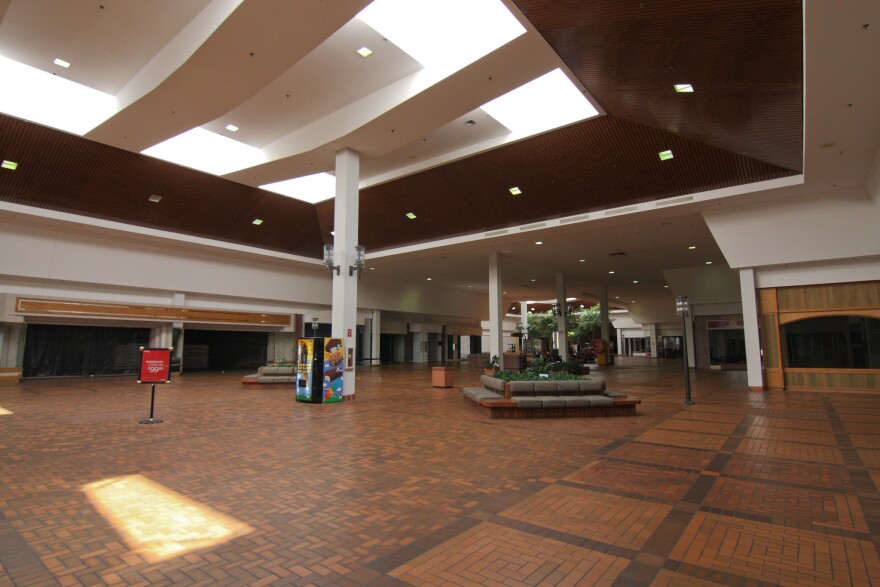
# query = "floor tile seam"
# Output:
<box><xmin>598</xmin><ymin>455</ymin><xmax>705</xmax><ymax>473</ymax></box>
<box><xmin>554</xmin><ymin>479</ymin><xmax>682</xmax><ymax>505</ymax></box>
<box><xmin>362</xmin><ymin>517</ymin><xmax>486</xmax><ymax>574</ymax></box>
<box><xmin>486</xmin><ymin>514</ymin><xmax>641</xmax><ymax>559</ymax></box>
<box><xmin>693</xmin><ymin>505</ymin><xmax>875</xmax><ymax>541</ymax></box>
<box><xmin>664</xmin><ymin>559</ymin><xmax>782</xmax><ymax>587</ymax></box>
<box><xmin>716</xmin><ymin>471</ymin><xmax>857</xmax><ymax>494</ymax></box>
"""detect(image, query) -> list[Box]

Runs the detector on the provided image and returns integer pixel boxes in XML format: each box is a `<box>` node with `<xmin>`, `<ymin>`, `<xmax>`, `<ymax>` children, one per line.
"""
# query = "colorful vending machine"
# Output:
<box><xmin>295</xmin><ymin>337</ymin><xmax>344</xmax><ymax>403</ymax></box>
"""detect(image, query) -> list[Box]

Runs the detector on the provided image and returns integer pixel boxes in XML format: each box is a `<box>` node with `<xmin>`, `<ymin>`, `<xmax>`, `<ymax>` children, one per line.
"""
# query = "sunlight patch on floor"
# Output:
<box><xmin>82</xmin><ymin>474</ymin><xmax>253</xmax><ymax>562</ymax></box>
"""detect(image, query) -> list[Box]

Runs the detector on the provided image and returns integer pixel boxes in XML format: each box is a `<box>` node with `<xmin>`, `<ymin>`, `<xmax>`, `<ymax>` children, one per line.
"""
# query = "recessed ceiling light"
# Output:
<box><xmin>688</xmin><ymin>245</ymin><xmax>696</xmax><ymax>250</ymax></box>
<box><xmin>426</xmin><ymin>277</ymin><xmax>432</xmax><ymax>281</ymax></box>
<box><xmin>631</xmin><ymin>300</ymin><xmax>636</xmax><ymax>303</ymax></box>
<box><xmin>674</xmin><ymin>84</ymin><xmax>694</xmax><ymax>93</ymax></box>
<box><xmin>225</xmin><ymin>124</ymin><xmax>239</xmax><ymax>132</ymax></box>
<box><xmin>330</xmin><ymin>231</ymin><xmax>335</xmax><ymax>236</ymax></box>
<box><xmin>406</xmin><ymin>212</ymin><xmax>417</xmax><ymax>219</ymax></box>
<box><xmin>252</xmin><ymin>219</ymin><xmax>263</xmax><ymax>226</ymax></box>
<box><xmin>509</xmin><ymin>186</ymin><xmax>522</xmax><ymax>195</ymax></box>
<box><xmin>148</xmin><ymin>194</ymin><xmax>162</xmax><ymax>203</ymax></box>
<box><xmin>53</xmin><ymin>58</ymin><xmax>70</xmax><ymax>68</ymax></box>
<box><xmin>664</xmin><ymin>285</ymin><xmax>669</xmax><ymax>288</ymax></box>
<box><xmin>580</xmin><ymin>304</ymin><xmax>584</xmax><ymax>308</ymax></box>
<box><xmin>535</xmin><ymin>241</ymin><xmax>542</xmax><ymax>245</ymax></box>
<box><xmin>608</xmin><ymin>271</ymin><xmax>615</xmax><ymax>274</ymax></box>
<box><xmin>356</xmin><ymin>46</ymin><xmax>374</xmax><ymax>58</ymax></box>
<box><xmin>659</xmin><ymin>150</ymin><xmax>674</xmax><ymax>161</ymax></box>
<box><xmin>530</xmin><ymin>278</ymin><xmax>536</xmax><ymax>282</ymax></box>
<box><xmin>467</xmin><ymin>285</ymin><xmax>472</xmax><ymax>288</ymax></box>
<box><xmin>632</xmin><ymin>280</ymin><xmax>638</xmax><ymax>284</ymax></box>
<box><xmin>579</xmin><ymin>259</ymin><xmax>585</xmax><ymax>263</ymax></box>
<box><xmin>615</xmin><ymin>296</ymin><xmax>620</xmax><ymax>299</ymax></box>
<box><xmin>370</xmin><ymin>267</ymin><xmax>375</xmax><ymax>270</ymax></box>
<box><xmin>1</xmin><ymin>160</ymin><xmax>18</xmax><ymax>170</ymax></box>
<box><xmin>464</xmin><ymin>119</ymin><xmax>477</xmax><ymax>127</ymax></box>
<box><xmin>705</xmin><ymin>261</ymin><xmax>713</xmax><ymax>265</ymax></box>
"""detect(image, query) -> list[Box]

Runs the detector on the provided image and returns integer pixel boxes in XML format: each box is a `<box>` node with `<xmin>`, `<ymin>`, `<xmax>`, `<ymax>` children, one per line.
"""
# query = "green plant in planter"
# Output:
<box><xmin>483</xmin><ymin>355</ymin><xmax>500</xmax><ymax>370</ymax></box>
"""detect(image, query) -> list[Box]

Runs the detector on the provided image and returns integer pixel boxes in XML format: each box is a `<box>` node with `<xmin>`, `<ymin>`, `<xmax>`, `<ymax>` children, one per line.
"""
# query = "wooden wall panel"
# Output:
<box><xmin>776</xmin><ymin>282</ymin><xmax>880</xmax><ymax>312</ymax></box>
<box><xmin>784</xmin><ymin>370</ymin><xmax>880</xmax><ymax>393</ymax></box>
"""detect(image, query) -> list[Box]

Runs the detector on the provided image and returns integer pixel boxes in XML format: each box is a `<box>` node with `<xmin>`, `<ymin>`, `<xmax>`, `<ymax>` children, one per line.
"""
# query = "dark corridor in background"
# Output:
<box><xmin>23</xmin><ymin>324</ymin><xmax>149</xmax><ymax>378</ymax></box>
<box><xmin>181</xmin><ymin>330</ymin><xmax>268</xmax><ymax>372</ymax></box>
<box><xmin>783</xmin><ymin>316</ymin><xmax>879</xmax><ymax>369</ymax></box>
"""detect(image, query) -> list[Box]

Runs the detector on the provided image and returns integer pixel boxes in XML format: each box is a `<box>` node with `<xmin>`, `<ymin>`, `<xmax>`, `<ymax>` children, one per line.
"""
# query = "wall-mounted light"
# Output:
<box><xmin>323</xmin><ymin>244</ymin><xmax>340</xmax><ymax>275</ymax></box>
<box><xmin>349</xmin><ymin>245</ymin><xmax>366</xmax><ymax>277</ymax></box>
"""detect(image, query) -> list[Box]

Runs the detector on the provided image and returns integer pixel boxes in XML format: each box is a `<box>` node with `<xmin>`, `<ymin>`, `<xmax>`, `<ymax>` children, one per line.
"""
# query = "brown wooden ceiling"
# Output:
<box><xmin>0</xmin><ymin>0</ymin><xmax>802</xmax><ymax>258</ymax></box>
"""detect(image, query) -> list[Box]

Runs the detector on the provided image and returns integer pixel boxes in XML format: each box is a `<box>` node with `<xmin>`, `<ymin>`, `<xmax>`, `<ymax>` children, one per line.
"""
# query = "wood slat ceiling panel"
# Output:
<box><xmin>354</xmin><ymin>115</ymin><xmax>798</xmax><ymax>251</ymax></box>
<box><xmin>0</xmin><ymin>115</ymin><xmax>325</xmax><ymax>257</ymax></box>
<box><xmin>514</xmin><ymin>0</ymin><xmax>803</xmax><ymax>172</ymax></box>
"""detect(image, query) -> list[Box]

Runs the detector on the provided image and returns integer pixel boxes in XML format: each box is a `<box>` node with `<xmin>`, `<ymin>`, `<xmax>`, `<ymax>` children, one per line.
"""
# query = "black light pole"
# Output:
<box><xmin>675</xmin><ymin>295</ymin><xmax>694</xmax><ymax>405</ymax></box>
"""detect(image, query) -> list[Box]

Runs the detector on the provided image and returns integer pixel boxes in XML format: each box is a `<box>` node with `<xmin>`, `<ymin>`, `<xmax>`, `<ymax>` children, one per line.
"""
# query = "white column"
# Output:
<box><xmin>331</xmin><ymin>148</ymin><xmax>360</xmax><ymax>397</ymax></box>
<box><xmin>739</xmin><ymin>268</ymin><xmax>763</xmax><ymax>388</ymax></box>
<box><xmin>370</xmin><ymin>309</ymin><xmax>381</xmax><ymax>366</ymax></box>
<box><xmin>646</xmin><ymin>323</ymin><xmax>658</xmax><ymax>357</ymax></box>
<box><xmin>556</xmin><ymin>273</ymin><xmax>568</xmax><ymax>360</ymax></box>
<box><xmin>488</xmin><ymin>252</ymin><xmax>503</xmax><ymax>360</ymax></box>
<box><xmin>149</xmin><ymin>325</ymin><xmax>173</xmax><ymax>348</ymax></box>
<box><xmin>599</xmin><ymin>285</ymin><xmax>610</xmax><ymax>360</ymax></box>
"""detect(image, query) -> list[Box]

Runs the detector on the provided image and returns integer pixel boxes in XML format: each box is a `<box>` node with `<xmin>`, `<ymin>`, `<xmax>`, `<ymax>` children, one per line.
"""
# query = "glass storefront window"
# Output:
<box><xmin>782</xmin><ymin>316</ymin><xmax>879</xmax><ymax>369</ymax></box>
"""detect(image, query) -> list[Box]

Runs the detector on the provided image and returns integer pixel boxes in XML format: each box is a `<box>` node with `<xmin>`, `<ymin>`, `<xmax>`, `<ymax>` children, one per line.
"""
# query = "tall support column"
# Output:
<box><xmin>556</xmin><ymin>273</ymin><xmax>568</xmax><ymax>360</ymax></box>
<box><xmin>520</xmin><ymin>301</ymin><xmax>529</xmax><ymax>354</ymax></box>
<box><xmin>488</xmin><ymin>252</ymin><xmax>503</xmax><ymax>361</ymax></box>
<box><xmin>739</xmin><ymin>268</ymin><xmax>763</xmax><ymax>389</ymax></box>
<box><xmin>370</xmin><ymin>309</ymin><xmax>381</xmax><ymax>366</ymax></box>
<box><xmin>599</xmin><ymin>286</ymin><xmax>610</xmax><ymax>360</ymax></box>
<box><xmin>331</xmin><ymin>148</ymin><xmax>360</xmax><ymax>397</ymax></box>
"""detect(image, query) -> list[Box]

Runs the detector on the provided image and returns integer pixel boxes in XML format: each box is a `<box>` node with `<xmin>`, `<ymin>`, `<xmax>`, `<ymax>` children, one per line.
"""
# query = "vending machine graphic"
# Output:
<box><xmin>296</xmin><ymin>337</ymin><xmax>344</xmax><ymax>403</ymax></box>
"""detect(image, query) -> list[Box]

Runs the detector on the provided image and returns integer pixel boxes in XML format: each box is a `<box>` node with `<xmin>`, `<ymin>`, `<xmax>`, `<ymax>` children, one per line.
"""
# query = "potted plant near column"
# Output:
<box><xmin>483</xmin><ymin>355</ymin><xmax>500</xmax><ymax>376</ymax></box>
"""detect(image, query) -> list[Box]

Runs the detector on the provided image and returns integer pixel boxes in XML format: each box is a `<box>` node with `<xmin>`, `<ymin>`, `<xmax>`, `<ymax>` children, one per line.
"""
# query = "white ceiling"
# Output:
<box><xmin>0</xmin><ymin>0</ymin><xmax>878</xmax><ymax>321</ymax></box>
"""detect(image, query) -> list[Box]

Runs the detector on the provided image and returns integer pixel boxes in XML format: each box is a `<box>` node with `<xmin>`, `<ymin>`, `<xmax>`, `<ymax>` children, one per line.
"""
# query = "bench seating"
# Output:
<box><xmin>241</xmin><ymin>365</ymin><xmax>296</xmax><ymax>389</ymax></box>
<box><xmin>462</xmin><ymin>374</ymin><xmax>639</xmax><ymax>419</ymax></box>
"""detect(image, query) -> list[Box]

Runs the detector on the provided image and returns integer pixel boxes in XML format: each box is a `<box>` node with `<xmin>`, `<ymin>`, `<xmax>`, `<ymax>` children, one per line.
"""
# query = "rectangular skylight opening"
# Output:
<box><xmin>481</xmin><ymin>68</ymin><xmax>599</xmax><ymax>137</ymax></box>
<box><xmin>357</xmin><ymin>0</ymin><xmax>525</xmax><ymax>75</ymax></box>
<box><xmin>142</xmin><ymin>128</ymin><xmax>266</xmax><ymax>176</ymax></box>
<box><xmin>2</xmin><ymin>160</ymin><xmax>18</xmax><ymax>170</ymax></box>
<box><xmin>260</xmin><ymin>172</ymin><xmax>337</xmax><ymax>204</ymax></box>
<box><xmin>0</xmin><ymin>55</ymin><xmax>117</xmax><ymax>135</ymax></box>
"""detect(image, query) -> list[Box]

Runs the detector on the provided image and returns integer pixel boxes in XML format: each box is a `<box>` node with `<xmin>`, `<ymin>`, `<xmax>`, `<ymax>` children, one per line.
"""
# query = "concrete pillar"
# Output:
<box><xmin>149</xmin><ymin>325</ymin><xmax>174</xmax><ymax>349</ymax></box>
<box><xmin>331</xmin><ymin>148</ymin><xmax>360</xmax><ymax>397</ymax></box>
<box><xmin>556</xmin><ymin>273</ymin><xmax>568</xmax><ymax>361</ymax></box>
<box><xmin>739</xmin><ymin>268</ymin><xmax>763</xmax><ymax>389</ymax></box>
<box><xmin>599</xmin><ymin>285</ymin><xmax>610</xmax><ymax>360</ymax></box>
<box><xmin>646</xmin><ymin>323</ymin><xmax>657</xmax><ymax>357</ymax></box>
<box><xmin>488</xmin><ymin>252</ymin><xmax>503</xmax><ymax>361</ymax></box>
<box><xmin>0</xmin><ymin>322</ymin><xmax>25</xmax><ymax>384</ymax></box>
<box><xmin>371</xmin><ymin>309</ymin><xmax>381</xmax><ymax>366</ymax></box>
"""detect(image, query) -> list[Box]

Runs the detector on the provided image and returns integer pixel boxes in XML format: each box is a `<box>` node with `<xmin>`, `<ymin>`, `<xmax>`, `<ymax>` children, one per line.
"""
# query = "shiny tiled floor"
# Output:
<box><xmin>1</xmin><ymin>357</ymin><xmax>879</xmax><ymax>586</ymax></box>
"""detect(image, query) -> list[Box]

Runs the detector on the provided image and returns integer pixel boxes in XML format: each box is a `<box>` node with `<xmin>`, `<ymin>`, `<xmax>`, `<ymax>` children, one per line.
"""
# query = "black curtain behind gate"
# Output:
<box><xmin>23</xmin><ymin>324</ymin><xmax>150</xmax><ymax>378</ymax></box>
<box><xmin>182</xmin><ymin>330</ymin><xmax>267</xmax><ymax>372</ymax></box>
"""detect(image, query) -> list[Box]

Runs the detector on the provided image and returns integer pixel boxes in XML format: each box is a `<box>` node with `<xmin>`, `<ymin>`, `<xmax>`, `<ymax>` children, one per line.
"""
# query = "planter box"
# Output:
<box><xmin>432</xmin><ymin>367</ymin><xmax>454</xmax><ymax>388</ymax></box>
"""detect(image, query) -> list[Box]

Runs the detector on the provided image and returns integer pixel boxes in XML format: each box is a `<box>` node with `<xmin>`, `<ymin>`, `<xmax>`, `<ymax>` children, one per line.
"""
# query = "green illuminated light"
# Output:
<box><xmin>252</xmin><ymin>219</ymin><xmax>263</xmax><ymax>225</ymax></box>
<box><xmin>509</xmin><ymin>186</ymin><xmax>522</xmax><ymax>195</ymax></box>
<box><xmin>357</xmin><ymin>47</ymin><xmax>374</xmax><ymax>58</ymax></box>
<box><xmin>405</xmin><ymin>212</ymin><xmax>417</xmax><ymax>219</ymax></box>
<box><xmin>674</xmin><ymin>84</ymin><xmax>694</xmax><ymax>93</ymax></box>
<box><xmin>1</xmin><ymin>160</ymin><xmax>18</xmax><ymax>170</ymax></box>
<box><xmin>659</xmin><ymin>150</ymin><xmax>674</xmax><ymax>161</ymax></box>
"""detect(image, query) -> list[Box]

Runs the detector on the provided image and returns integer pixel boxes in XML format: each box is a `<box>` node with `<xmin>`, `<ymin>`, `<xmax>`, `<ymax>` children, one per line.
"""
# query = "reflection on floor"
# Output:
<box><xmin>1</xmin><ymin>357</ymin><xmax>879</xmax><ymax>586</ymax></box>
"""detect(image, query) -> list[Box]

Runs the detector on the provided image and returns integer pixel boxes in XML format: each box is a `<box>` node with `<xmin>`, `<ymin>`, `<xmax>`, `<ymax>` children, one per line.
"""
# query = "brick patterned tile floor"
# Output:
<box><xmin>1</xmin><ymin>357</ymin><xmax>880</xmax><ymax>586</ymax></box>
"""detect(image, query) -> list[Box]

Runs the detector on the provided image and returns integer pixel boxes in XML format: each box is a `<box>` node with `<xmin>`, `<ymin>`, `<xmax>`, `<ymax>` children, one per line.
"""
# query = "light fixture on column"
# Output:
<box><xmin>675</xmin><ymin>295</ymin><xmax>694</xmax><ymax>405</ymax></box>
<box><xmin>349</xmin><ymin>245</ymin><xmax>366</xmax><ymax>277</ymax></box>
<box><xmin>323</xmin><ymin>244</ymin><xmax>339</xmax><ymax>275</ymax></box>
<box><xmin>311</xmin><ymin>316</ymin><xmax>319</xmax><ymax>336</ymax></box>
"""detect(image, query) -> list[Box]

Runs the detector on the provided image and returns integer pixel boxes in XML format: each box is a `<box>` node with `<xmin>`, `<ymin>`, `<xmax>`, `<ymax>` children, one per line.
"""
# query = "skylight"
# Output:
<box><xmin>142</xmin><ymin>128</ymin><xmax>266</xmax><ymax>175</ymax></box>
<box><xmin>0</xmin><ymin>55</ymin><xmax>117</xmax><ymax>135</ymax></box>
<box><xmin>357</xmin><ymin>0</ymin><xmax>525</xmax><ymax>75</ymax></box>
<box><xmin>260</xmin><ymin>172</ymin><xmax>336</xmax><ymax>204</ymax></box>
<box><xmin>481</xmin><ymin>69</ymin><xmax>598</xmax><ymax>136</ymax></box>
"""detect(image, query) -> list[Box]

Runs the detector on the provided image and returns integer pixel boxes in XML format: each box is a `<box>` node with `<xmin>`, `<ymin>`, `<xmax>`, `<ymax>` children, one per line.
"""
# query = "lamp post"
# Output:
<box><xmin>311</xmin><ymin>316</ymin><xmax>319</xmax><ymax>337</ymax></box>
<box><xmin>675</xmin><ymin>295</ymin><xmax>694</xmax><ymax>405</ymax></box>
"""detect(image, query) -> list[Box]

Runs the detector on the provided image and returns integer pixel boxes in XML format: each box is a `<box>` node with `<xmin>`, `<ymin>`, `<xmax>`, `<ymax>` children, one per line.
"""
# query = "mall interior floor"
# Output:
<box><xmin>1</xmin><ymin>357</ymin><xmax>879</xmax><ymax>586</ymax></box>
